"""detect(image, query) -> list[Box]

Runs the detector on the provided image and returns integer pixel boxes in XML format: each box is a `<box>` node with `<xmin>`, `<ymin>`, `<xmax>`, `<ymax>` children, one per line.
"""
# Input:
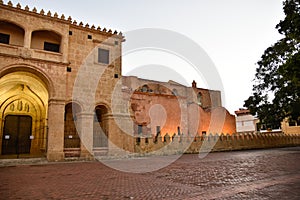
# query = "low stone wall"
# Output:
<box><xmin>134</xmin><ymin>133</ymin><xmax>300</xmax><ymax>155</ymax></box>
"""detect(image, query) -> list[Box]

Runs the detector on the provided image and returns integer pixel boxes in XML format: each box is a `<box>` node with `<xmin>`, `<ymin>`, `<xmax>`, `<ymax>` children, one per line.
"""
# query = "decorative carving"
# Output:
<box><xmin>32</xmin><ymin>7</ymin><xmax>37</xmax><ymax>13</ymax></box>
<box><xmin>47</xmin><ymin>11</ymin><xmax>51</xmax><ymax>17</ymax></box>
<box><xmin>61</xmin><ymin>14</ymin><xmax>65</xmax><ymax>20</ymax></box>
<box><xmin>40</xmin><ymin>9</ymin><xmax>45</xmax><ymax>15</ymax></box>
<box><xmin>54</xmin><ymin>12</ymin><xmax>58</xmax><ymax>18</ymax></box>
<box><xmin>7</xmin><ymin>1</ymin><xmax>12</xmax><ymax>7</ymax></box>
<box><xmin>25</xmin><ymin>103</ymin><xmax>30</xmax><ymax>112</ymax></box>
<box><xmin>16</xmin><ymin>3</ymin><xmax>21</xmax><ymax>9</ymax></box>
<box><xmin>18</xmin><ymin>48</ymin><xmax>32</xmax><ymax>59</ymax></box>
<box><xmin>25</xmin><ymin>5</ymin><xmax>29</xmax><ymax>11</ymax></box>
<box><xmin>20</xmin><ymin>84</ymin><xmax>25</xmax><ymax>91</ymax></box>
<box><xmin>17</xmin><ymin>101</ymin><xmax>23</xmax><ymax>111</ymax></box>
<box><xmin>10</xmin><ymin>103</ymin><xmax>15</xmax><ymax>111</ymax></box>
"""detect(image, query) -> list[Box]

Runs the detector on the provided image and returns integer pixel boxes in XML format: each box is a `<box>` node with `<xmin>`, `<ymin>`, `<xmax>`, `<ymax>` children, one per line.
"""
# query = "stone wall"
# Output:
<box><xmin>122</xmin><ymin>76</ymin><xmax>237</xmax><ymax>139</ymax></box>
<box><xmin>0</xmin><ymin>1</ymin><xmax>125</xmax><ymax>160</ymax></box>
<box><xmin>134</xmin><ymin>132</ymin><xmax>300</xmax><ymax>155</ymax></box>
<box><xmin>281</xmin><ymin>118</ymin><xmax>300</xmax><ymax>135</ymax></box>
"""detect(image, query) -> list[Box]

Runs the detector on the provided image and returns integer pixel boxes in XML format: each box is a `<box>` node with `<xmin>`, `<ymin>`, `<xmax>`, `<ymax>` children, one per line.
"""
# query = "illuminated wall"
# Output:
<box><xmin>125</xmin><ymin>77</ymin><xmax>236</xmax><ymax>139</ymax></box>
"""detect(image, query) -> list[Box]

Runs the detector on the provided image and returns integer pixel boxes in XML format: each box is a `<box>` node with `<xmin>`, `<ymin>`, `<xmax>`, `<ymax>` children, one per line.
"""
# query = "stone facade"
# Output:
<box><xmin>123</xmin><ymin>76</ymin><xmax>236</xmax><ymax>138</ymax></box>
<box><xmin>0</xmin><ymin>1</ymin><xmax>124</xmax><ymax>160</ymax></box>
<box><xmin>235</xmin><ymin>109</ymin><xmax>300</xmax><ymax>135</ymax></box>
<box><xmin>0</xmin><ymin>1</ymin><xmax>236</xmax><ymax>161</ymax></box>
<box><xmin>281</xmin><ymin>118</ymin><xmax>300</xmax><ymax>135</ymax></box>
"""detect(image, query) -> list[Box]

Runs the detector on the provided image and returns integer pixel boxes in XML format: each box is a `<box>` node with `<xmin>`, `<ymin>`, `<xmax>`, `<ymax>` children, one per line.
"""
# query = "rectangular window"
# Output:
<box><xmin>156</xmin><ymin>126</ymin><xmax>161</xmax><ymax>135</ymax></box>
<box><xmin>67</xmin><ymin>66</ymin><xmax>72</xmax><ymax>72</ymax></box>
<box><xmin>98</xmin><ymin>48</ymin><xmax>109</xmax><ymax>64</ymax></box>
<box><xmin>289</xmin><ymin>120</ymin><xmax>296</xmax><ymax>126</ymax></box>
<box><xmin>44</xmin><ymin>42</ymin><xmax>60</xmax><ymax>53</ymax></box>
<box><xmin>138</xmin><ymin>125</ymin><xmax>143</xmax><ymax>135</ymax></box>
<box><xmin>0</xmin><ymin>33</ymin><xmax>10</xmax><ymax>44</ymax></box>
<box><xmin>177</xmin><ymin>126</ymin><xmax>181</xmax><ymax>135</ymax></box>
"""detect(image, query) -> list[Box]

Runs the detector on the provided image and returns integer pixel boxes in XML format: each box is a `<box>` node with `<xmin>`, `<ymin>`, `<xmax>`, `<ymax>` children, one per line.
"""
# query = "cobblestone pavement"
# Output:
<box><xmin>0</xmin><ymin>147</ymin><xmax>299</xmax><ymax>200</ymax></box>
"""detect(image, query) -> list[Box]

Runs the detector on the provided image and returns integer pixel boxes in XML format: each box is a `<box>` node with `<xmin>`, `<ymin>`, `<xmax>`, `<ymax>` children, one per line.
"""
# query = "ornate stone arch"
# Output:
<box><xmin>0</xmin><ymin>63</ymin><xmax>55</xmax><ymax>97</ymax></box>
<box><xmin>0</xmin><ymin>69</ymin><xmax>50</xmax><ymax>156</ymax></box>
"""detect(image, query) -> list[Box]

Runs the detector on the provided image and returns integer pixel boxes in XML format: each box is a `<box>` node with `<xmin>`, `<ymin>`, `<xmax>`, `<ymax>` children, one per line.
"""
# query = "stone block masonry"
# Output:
<box><xmin>134</xmin><ymin>132</ymin><xmax>300</xmax><ymax>155</ymax></box>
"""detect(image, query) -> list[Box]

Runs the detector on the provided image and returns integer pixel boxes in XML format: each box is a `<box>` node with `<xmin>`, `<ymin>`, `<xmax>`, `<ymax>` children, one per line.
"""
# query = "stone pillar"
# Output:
<box><xmin>24</xmin><ymin>29</ymin><xmax>32</xmax><ymax>49</ymax></box>
<box><xmin>106</xmin><ymin>116</ymin><xmax>123</xmax><ymax>156</ymax></box>
<box><xmin>47</xmin><ymin>99</ymin><xmax>65</xmax><ymax>161</ymax></box>
<box><xmin>77</xmin><ymin>112</ymin><xmax>94</xmax><ymax>159</ymax></box>
<box><xmin>61</xmin><ymin>35</ymin><xmax>69</xmax><ymax>63</ymax></box>
<box><xmin>107</xmin><ymin>114</ymin><xmax>135</xmax><ymax>155</ymax></box>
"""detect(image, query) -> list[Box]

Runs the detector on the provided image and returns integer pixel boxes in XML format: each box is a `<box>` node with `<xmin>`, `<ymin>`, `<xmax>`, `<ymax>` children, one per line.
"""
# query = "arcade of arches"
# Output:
<box><xmin>63</xmin><ymin>103</ymin><xmax>109</xmax><ymax>157</ymax></box>
<box><xmin>0</xmin><ymin>71</ymin><xmax>110</xmax><ymax>159</ymax></box>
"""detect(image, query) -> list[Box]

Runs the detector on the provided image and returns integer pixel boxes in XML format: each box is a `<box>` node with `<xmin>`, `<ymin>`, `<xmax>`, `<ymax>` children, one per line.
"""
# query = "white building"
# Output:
<box><xmin>235</xmin><ymin>109</ymin><xmax>259</xmax><ymax>133</ymax></box>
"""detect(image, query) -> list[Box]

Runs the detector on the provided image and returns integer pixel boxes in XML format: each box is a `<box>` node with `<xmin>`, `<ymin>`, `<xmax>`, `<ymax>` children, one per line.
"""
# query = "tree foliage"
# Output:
<box><xmin>244</xmin><ymin>0</ymin><xmax>300</xmax><ymax>129</ymax></box>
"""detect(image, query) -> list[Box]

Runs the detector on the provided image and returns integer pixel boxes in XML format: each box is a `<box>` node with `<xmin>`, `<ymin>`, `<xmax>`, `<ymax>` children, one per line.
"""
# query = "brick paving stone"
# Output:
<box><xmin>0</xmin><ymin>147</ymin><xmax>299</xmax><ymax>200</ymax></box>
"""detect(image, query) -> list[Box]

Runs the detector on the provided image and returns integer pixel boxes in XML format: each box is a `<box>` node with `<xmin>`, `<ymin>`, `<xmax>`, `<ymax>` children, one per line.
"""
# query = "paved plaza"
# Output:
<box><xmin>0</xmin><ymin>147</ymin><xmax>300</xmax><ymax>199</ymax></box>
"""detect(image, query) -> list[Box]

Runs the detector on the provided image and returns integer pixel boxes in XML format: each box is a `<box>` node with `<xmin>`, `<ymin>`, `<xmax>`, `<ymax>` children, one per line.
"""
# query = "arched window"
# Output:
<box><xmin>93</xmin><ymin>105</ymin><xmax>109</xmax><ymax>148</ymax></box>
<box><xmin>172</xmin><ymin>89</ymin><xmax>178</xmax><ymax>96</ymax></box>
<box><xmin>31</xmin><ymin>30</ymin><xmax>61</xmax><ymax>53</ymax></box>
<box><xmin>0</xmin><ymin>21</ymin><xmax>24</xmax><ymax>46</ymax></box>
<box><xmin>141</xmin><ymin>85</ymin><xmax>149</xmax><ymax>92</ymax></box>
<box><xmin>197</xmin><ymin>92</ymin><xmax>202</xmax><ymax>106</ymax></box>
<box><xmin>64</xmin><ymin>103</ymin><xmax>81</xmax><ymax>150</ymax></box>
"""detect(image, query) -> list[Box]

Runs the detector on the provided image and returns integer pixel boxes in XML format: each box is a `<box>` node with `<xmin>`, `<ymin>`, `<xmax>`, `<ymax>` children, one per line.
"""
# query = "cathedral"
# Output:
<box><xmin>0</xmin><ymin>1</ymin><xmax>235</xmax><ymax>161</ymax></box>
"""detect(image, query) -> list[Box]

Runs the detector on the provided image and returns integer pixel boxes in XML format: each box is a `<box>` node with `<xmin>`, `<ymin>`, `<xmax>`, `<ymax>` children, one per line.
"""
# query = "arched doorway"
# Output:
<box><xmin>93</xmin><ymin>105</ymin><xmax>109</xmax><ymax>155</ymax></box>
<box><xmin>0</xmin><ymin>71</ymin><xmax>48</xmax><ymax>158</ymax></box>
<box><xmin>64</xmin><ymin>103</ymin><xmax>81</xmax><ymax>157</ymax></box>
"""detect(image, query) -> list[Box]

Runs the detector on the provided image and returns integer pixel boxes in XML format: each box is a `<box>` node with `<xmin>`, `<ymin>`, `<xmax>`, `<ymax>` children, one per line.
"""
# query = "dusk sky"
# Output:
<box><xmin>14</xmin><ymin>0</ymin><xmax>284</xmax><ymax>114</ymax></box>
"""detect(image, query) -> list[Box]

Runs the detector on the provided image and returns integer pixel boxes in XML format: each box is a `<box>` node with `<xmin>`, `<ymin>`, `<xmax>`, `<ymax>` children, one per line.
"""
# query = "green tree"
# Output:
<box><xmin>244</xmin><ymin>0</ymin><xmax>300</xmax><ymax>129</ymax></box>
